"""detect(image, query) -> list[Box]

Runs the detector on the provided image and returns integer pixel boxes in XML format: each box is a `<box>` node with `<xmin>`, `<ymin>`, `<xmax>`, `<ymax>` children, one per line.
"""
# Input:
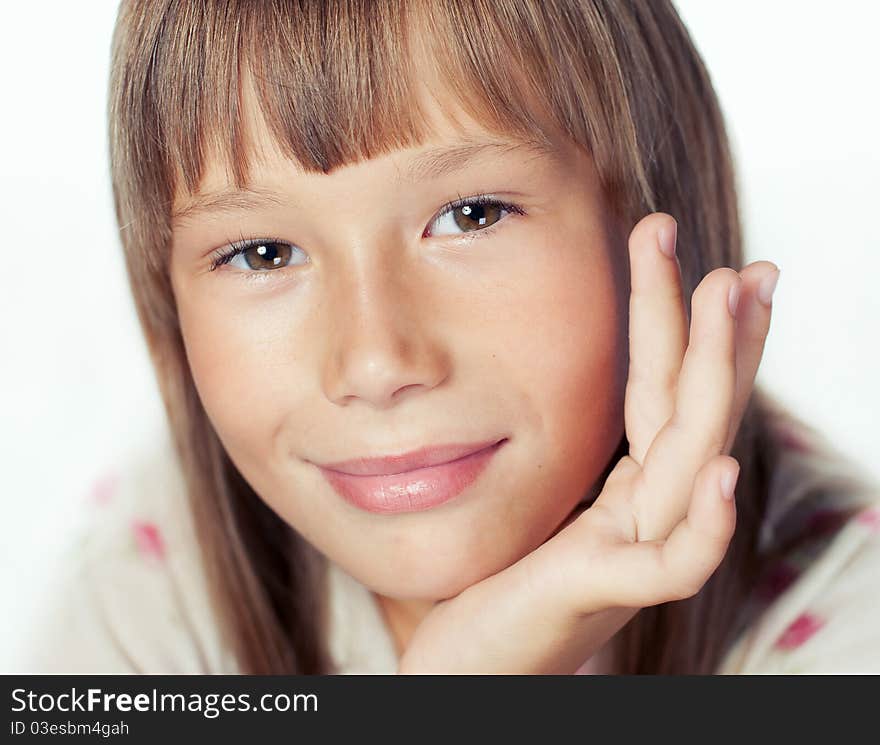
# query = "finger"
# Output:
<box><xmin>624</xmin><ymin>212</ymin><xmax>689</xmax><ymax>465</ymax></box>
<box><xmin>723</xmin><ymin>262</ymin><xmax>780</xmax><ymax>452</ymax></box>
<box><xmin>582</xmin><ymin>455</ymin><xmax>739</xmax><ymax>611</ymax></box>
<box><xmin>588</xmin><ymin>454</ymin><xmax>642</xmax><ymax>539</ymax></box>
<box><xmin>633</xmin><ymin>267</ymin><xmax>740</xmax><ymax>541</ymax></box>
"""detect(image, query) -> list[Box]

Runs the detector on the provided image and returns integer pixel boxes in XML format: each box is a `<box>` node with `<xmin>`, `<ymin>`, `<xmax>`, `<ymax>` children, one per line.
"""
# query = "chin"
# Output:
<box><xmin>362</xmin><ymin>570</ymin><xmax>485</xmax><ymax>603</ymax></box>
<box><xmin>345</xmin><ymin>544</ymin><xmax>517</xmax><ymax>602</ymax></box>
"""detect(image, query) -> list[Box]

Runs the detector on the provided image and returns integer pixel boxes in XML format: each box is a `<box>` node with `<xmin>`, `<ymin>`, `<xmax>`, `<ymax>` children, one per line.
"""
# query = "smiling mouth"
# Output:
<box><xmin>316</xmin><ymin>438</ymin><xmax>508</xmax><ymax>514</ymax></box>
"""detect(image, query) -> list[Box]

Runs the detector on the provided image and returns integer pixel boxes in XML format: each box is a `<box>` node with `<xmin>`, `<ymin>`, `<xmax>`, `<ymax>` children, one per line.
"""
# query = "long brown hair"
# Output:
<box><xmin>107</xmin><ymin>0</ymin><xmax>857</xmax><ymax>673</ymax></box>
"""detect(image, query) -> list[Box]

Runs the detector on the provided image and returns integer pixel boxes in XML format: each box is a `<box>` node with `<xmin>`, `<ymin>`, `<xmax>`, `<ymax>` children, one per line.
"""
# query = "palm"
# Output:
<box><xmin>400</xmin><ymin>212</ymin><xmax>778</xmax><ymax>673</ymax></box>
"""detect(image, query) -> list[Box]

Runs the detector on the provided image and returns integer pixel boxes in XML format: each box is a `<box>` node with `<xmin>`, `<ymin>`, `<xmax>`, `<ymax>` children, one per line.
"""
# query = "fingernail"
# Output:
<box><xmin>757</xmin><ymin>268</ymin><xmax>780</xmax><ymax>307</ymax></box>
<box><xmin>728</xmin><ymin>280</ymin><xmax>741</xmax><ymax>318</ymax></box>
<box><xmin>720</xmin><ymin>463</ymin><xmax>740</xmax><ymax>501</ymax></box>
<box><xmin>657</xmin><ymin>221</ymin><xmax>677</xmax><ymax>258</ymax></box>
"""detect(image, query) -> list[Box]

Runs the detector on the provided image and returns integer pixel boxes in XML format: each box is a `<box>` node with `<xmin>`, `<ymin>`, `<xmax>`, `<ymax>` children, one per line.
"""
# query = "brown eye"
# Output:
<box><xmin>428</xmin><ymin>197</ymin><xmax>524</xmax><ymax>239</ymax></box>
<box><xmin>211</xmin><ymin>239</ymin><xmax>309</xmax><ymax>274</ymax></box>
<box><xmin>241</xmin><ymin>242</ymin><xmax>293</xmax><ymax>270</ymax></box>
<box><xmin>452</xmin><ymin>202</ymin><xmax>504</xmax><ymax>232</ymax></box>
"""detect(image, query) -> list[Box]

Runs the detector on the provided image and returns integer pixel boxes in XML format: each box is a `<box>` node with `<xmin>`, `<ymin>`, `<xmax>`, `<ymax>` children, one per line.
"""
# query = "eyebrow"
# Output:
<box><xmin>401</xmin><ymin>138</ymin><xmax>554</xmax><ymax>181</ymax></box>
<box><xmin>171</xmin><ymin>138</ymin><xmax>554</xmax><ymax>226</ymax></box>
<box><xmin>172</xmin><ymin>186</ymin><xmax>288</xmax><ymax>227</ymax></box>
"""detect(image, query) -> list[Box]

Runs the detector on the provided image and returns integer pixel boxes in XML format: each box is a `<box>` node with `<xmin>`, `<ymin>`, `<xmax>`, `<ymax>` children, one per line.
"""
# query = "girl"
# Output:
<box><xmin>15</xmin><ymin>0</ymin><xmax>880</xmax><ymax>674</ymax></box>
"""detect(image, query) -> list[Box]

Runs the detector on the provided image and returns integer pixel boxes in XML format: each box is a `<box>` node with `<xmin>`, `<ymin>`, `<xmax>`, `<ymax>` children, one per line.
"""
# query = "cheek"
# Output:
<box><xmin>486</xmin><ymin>241</ymin><xmax>626</xmax><ymax>546</ymax></box>
<box><xmin>488</xmin><ymin>238</ymin><xmax>625</xmax><ymax>445</ymax></box>
<box><xmin>175</xmin><ymin>295</ymin><xmax>296</xmax><ymax>460</ymax></box>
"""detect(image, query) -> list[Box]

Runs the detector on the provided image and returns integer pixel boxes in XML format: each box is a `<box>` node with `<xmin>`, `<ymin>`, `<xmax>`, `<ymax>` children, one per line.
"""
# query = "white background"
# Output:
<box><xmin>1</xmin><ymin>1</ymin><xmax>878</xmax><ymax>667</ymax></box>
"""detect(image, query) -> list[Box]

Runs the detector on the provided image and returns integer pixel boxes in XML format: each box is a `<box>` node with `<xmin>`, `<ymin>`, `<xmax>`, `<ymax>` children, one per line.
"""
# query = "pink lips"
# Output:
<box><xmin>316</xmin><ymin>439</ymin><xmax>507</xmax><ymax>514</ymax></box>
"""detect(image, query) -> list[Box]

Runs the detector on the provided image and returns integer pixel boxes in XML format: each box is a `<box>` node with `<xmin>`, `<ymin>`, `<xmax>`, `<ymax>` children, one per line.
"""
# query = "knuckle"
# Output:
<box><xmin>703</xmin><ymin>431</ymin><xmax>728</xmax><ymax>457</ymax></box>
<box><xmin>671</xmin><ymin>573</ymin><xmax>704</xmax><ymax>601</ymax></box>
<box><xmin>626</xmin><ymin>378</ymin><xmax>677</xmax><ymax>418</ymax></box>
<box><xmin>606</xmin><ymin>455</ymin><xmax>641</xmax><ymax>486</ymax></box>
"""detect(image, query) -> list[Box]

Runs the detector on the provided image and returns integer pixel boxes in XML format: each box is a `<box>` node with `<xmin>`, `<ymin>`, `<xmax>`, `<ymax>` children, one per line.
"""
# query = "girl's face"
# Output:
<box><xmin>169</xmin><ymin>77</ymin><xmax>628</xmax><ymax>601</ymax></box>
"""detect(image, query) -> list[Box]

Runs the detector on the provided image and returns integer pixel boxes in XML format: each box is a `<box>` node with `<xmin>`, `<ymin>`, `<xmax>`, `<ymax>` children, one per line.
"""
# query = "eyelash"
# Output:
<box><xmin>208</xmin><ymin>194</ymin><xmax>526</xmax><ymax>273</ymax></box>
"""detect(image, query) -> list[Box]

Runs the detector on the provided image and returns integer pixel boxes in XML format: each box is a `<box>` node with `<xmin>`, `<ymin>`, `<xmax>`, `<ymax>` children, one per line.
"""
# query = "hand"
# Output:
<box><xmin>397</xmin><ymin>212</ymin><xmax>779</xmax><ymax>674</ymax></box>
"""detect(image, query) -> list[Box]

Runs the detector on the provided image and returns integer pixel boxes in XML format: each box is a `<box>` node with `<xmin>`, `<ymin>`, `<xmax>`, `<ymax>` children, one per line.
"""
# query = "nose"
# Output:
<box><xmin>320</xmin><ymin>254</ymin><xmax>451</xmax><ymax>409</ymax></box>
